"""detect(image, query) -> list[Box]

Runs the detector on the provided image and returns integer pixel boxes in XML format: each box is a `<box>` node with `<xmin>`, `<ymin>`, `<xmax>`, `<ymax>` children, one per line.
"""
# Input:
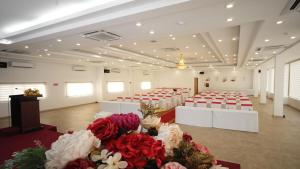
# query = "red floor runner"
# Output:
<box><xmin>160</xmin><ymin>108</ymin><xmax>175</xmax><ymax>123</ymax></box>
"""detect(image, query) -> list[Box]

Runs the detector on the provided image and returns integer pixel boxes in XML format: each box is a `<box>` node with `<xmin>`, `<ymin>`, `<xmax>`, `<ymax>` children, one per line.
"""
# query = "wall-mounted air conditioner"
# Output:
<box><xmin>72</xmin><ymin>65</ymin><xmax>87</xmax><ymax>71</ymax></box>
<box><xmin>9</xmin><ymin>61</ymin><xmax>34</xmax><ymax>68</ymax></box>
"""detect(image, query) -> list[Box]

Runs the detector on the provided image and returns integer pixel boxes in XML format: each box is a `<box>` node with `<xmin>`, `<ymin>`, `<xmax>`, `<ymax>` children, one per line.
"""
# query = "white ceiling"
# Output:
<box><xmin>0</xmin><ymin>0</ymin><xmax>299</xmax><ymax>70</ymax></box>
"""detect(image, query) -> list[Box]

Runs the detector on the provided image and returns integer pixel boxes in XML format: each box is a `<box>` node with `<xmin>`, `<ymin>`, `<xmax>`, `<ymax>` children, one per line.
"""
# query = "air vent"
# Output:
<box><xmin>262</xmin><ymin>45</ymin><xmax>286</xmax><ymax>51</ymax></box>
<box><xmin>281</xmin><ymin>0</ymin><xmax>300</xmax><ymax>15</ymax></box>
<box><xmin>1</xmin><ymin>49</ymin><xmax>30</xmax><ymax>55</ymax></box>
<box><xmin>9</xmin><ymin>61</ymin><xmax>34</xmax><ymax>68</ymax></box>
<box><xmin>83</xmin><ymin>30</ymin><xmax>121</xmax><ymax>41</ymax></box>
<box><xmin>72</xmin><ymin>65</ymin><xmax>87</xmax><ymax>71</ymax></box>
<box><xmin>161</xmin><ymin>47</ymin><xmax>180</xmax><ymax>52</ymax></box>
<box><xmin>88</xmin><ymin>60</ymin><xmax>104</xmax><ymax>64</ymax></box>
<box><xmin>111</xmin><ymin>68</ymin><xmax>121</xmax><ymax>73</ymax></box>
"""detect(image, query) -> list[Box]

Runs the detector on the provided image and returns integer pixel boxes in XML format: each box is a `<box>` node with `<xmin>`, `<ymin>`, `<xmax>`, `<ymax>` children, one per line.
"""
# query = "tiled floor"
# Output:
<box><xmin>1</xmin><ymin>97</ymin><xmax>300</xmax><ymax>168</ymax></box>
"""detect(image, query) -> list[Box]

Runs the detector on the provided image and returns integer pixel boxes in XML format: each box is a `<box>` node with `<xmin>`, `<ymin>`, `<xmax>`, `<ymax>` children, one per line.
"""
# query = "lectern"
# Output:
<box><xmin>9</xmin><ymin>95</ymin><xmax>41</xmax><ymax>133</ymax></box>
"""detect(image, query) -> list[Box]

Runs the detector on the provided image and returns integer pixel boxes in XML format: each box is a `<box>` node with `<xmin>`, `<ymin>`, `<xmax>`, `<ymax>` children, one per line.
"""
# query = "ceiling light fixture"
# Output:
<box><xmin>136</xmin><ymin>22</ymin><xmax>142</xmax><ymax>27</ymax></box>
<box><xmin>226</xmin><ymin>2</ymin><xmax>234</xmax><ymax>9</ymax></box>
<box><xmin>227</xmin><ymin>17</ymin><xmax>233</xmax><ymax>22</ymax></box>
<box><xmin>202</xmin><ymin>45</ymin><xmax>206</xmax><ymax>48</ymax></box>
<box><xmin>276</xmin><ymin>20</ymin><xmax>283</xmax><ymax>24</ymax></box>
<box><xmin>218</xmin><ymin>39</ymin><xmax>222</xmax><ymax>42</ymax></box>
<box><xmin>149</xmin><ymin>30</ymin><xmax>155</xmax><ymax>34</ymax></box>
<box><xmin>233</xmin><ymin>54</ymin><xmax>237</xmax><ymax>56</ymax></box>
<box><xmin>176</xmin><ymin>54</ymin><xmax>187</xmax><ymax>69</ymax></box>
<box><xmin>44</xmin><ymin>49</ymin><xmax>48</xmax><ymax>52</ymax></box>
<box><xmin>25</xmin><ymin>45</ymin><xmax>29</xmax><ymax>49</ymax></box>
<box><xmin>39</xmin><ymin>54</ymin><xmax>42</xmax><ymax>57</ymax></box>
<box><xmin>119</xmin><ymin>44</ymin><xmax>123</xmax><ymax>47</ymax></box>
<box><xmin>177</xmin><ymin>21</ymin><xmax>184</xmax><ymax>25</ymax></box>
<box><xmin>169</xmin><ymin>34</ymin><xmax>173</xmax><ymax>37</ymax></box>
<box><xmin>185</xmin><ymin>46</ymin><xmax>189</xmax><ymax>49</ymax></box>
<box><xmin>194</xmin><ymin>52</ymin><xmax>198</xmax><ymax>55</ymax></box>
<box><xmin>172</xmin><ymin>37</ymin><xmax>176</xmax><ymax>40</ymax></box>
<box><xmin>192</xmin><ymin>34</ymin><xmax>197</xmax><ymax>38</ymax></box>
<box><xmin>255</xmin><ymin>52</ymin><xmax>259</xmax><ymax>55</ymax></box>
<box><xmin>133</xmin><ymin>42</ymin><xmax>137</xmax><ymax>45</ymax></box>
<box><xmin>232</xmin><ymin>37</ymin><xmax>237</xmax><ymax>41</ymax></box>
<box><xmin>291</xmin><ymin>36</ymin><xmax>296</xmax><ymax>39</ymax></box>
<box><xmin>57</xmin><ymin>39</ymin><xmax>62</xmax><ymax>42</ymax></box>
<box><xmin>273</xmin><ymin>51</ymin><xmax>277</xmax><ymax>54</ymax></box>
<box><xmin>47</xmin><ymin>53</ymin><xmax>51</xmax><ymax>56</ymax></box>
<box><xmin>76</xmin><ymin>43</ymin><xmax>81</xmax><ymax>46</ymax></box>
<box><xmin>264</xmin><ymin>39</ymin><xmax>270</xmax><ymax>42</ymax></box>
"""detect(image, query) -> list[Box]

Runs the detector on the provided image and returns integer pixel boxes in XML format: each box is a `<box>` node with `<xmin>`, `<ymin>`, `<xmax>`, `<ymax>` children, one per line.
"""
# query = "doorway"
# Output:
<box><xmin>194</xmin><ymin>77</ymin><xmax>198</xmax><ymax>95</ymax></box>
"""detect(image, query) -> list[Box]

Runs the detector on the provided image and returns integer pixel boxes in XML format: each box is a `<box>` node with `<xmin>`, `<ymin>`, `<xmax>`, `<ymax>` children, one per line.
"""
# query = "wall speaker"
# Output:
<box><xmin>0</xmin><ymin>62</ymin><xmax>7</xmax><ymax>68</ymax></box>
<box><xmin>199</xmin><ymin>71</ymin><xmax>205</xmax><ymax>74</ymax></box>
<box><xmin>258</xmin><ymin>70</ymin><xmax>261</xmax><ymax>73</ymax></box>
<box><xmin>104</xmin><ymin>69</ymin><xmax>110</xmax><ymax>73</ymax></box>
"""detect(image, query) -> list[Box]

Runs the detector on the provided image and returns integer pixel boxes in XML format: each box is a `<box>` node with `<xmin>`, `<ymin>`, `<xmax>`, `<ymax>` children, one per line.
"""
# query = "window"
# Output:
<box><xmin>284</xmin><ymin>64</ymin><xmax>289</xmax><ymax>97</ymax></box>
<box><xmin>107</xmin><ymin>82</ymin><xmax>124</xmax><ymax>93</ymax></box>
<box><xmin>0</xmin><ymin>83</ymin><xmax>46</xmax><ymax>101</ymax></box>
<box><xmin>141</xmin><ymin>81</ymin><xmax>151</xmax><ymax>90</ymax></box>
<box><xmin>289</xmin><ymin>60</ymin><xmax>300</xmax><ymax>100</ymax></box>
<box><xmin>66</xmin><ymin>83</ymin><xmax>93</xmax><ymax>97</ymax></box>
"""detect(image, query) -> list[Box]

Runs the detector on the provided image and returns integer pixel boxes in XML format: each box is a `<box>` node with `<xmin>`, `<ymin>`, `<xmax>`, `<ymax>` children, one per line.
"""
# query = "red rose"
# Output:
<box><xmin>107</xmin><ymin>134</ymin><xmax>166</xmax><ymax>169</ymax></box>
<box><xmin>63</xmin><ymin>158</ymin><xmax>95</xmax><ymax>169</ymax></box>
<box><xmin>87</xmin><ymin>118</ymin><xmax>118</xmax><ymax>142</ymax></box>
<box><xmin>182</xmin><ymin>132</ymin><xmax>192</xmax><ymax>142</ymax></box>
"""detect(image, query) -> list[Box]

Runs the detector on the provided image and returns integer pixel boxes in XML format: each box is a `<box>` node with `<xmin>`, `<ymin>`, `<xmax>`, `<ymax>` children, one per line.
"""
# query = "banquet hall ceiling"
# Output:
<box><xmin>0</xmin><ymin>0</ymin><xmax>299</xmax><ymax>70</ymax></box>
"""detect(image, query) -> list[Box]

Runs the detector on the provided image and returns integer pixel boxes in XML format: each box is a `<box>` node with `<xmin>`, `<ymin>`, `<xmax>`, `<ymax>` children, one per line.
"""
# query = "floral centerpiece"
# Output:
<box><xmin>1</xmin><ymin>112</ymin><xmax>228</xmax><ymax>169</ymax></box>
<box><xmin>24</xmin><ymin>88</ymin><xmax>42</xmax><ymax>97</ymax></box>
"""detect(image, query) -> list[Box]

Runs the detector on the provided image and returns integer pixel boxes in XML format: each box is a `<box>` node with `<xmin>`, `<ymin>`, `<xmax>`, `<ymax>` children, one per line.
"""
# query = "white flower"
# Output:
<box><xmin>141</xmin><ymin>115</ymin><xmax>161</xmax><ymax>129</ymax></box>
<box><xmin>210</xmin><ymin>165</ymin><xmax>229</xmax><ymax>169</ymax></box>
<box><xmin>45</xmin><ymin>130</ymin><xmax>100</xmax><ymax>169</ymax></box>
<box><xmin>97</xmin><ymin>152</ymin><xmax>128</xmax><ymax>169</ymax></box>
<box><xmin>91</xmin><ymin>149</ymin><xmax>113</xmax><ymax>162</ymax></box>
<box><xmin>94</xmin><ymin>111</ymin><xmax>114</xmax><ymax>119</ymax></box>
<box><xmin>155</xmin><ymin>124</ymin><xmax>183</xmax><ymax>154</ymax></box>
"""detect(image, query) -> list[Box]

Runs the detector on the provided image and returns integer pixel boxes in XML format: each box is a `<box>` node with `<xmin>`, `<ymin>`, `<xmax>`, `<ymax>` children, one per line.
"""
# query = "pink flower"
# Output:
<box><xmin>192</xmin><ymin>142</ymin><xmax>210</xmax><ymax>154</ymax></box>
<box><xmin>161</xmin><ymin>162</ymin><xmax>187</xmax><ymax>169</ymax></box>
<box><xmin>108</xmin><ymin>113</ymin><xmax>140</xmax><ymax>132</ymax></box>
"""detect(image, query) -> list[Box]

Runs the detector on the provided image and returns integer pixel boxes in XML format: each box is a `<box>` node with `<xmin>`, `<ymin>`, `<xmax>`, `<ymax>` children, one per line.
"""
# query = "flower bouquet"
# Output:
<box><xmin>24</xmin><ymin>88</ymin><xmax>42</xmax><ymax>97</ymax></box>
<box><xmin>1</xmin><ymin>112</ymin><xmax>228</xmax><ymax>169</ymax></box>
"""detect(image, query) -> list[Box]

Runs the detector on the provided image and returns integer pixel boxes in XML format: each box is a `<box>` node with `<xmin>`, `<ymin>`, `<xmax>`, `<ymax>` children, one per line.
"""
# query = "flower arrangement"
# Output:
<box><xmin>1</xmin><ymin>112</ymin><xmax>228</xmax><ymax>169</ymax></box>
<box><xmin>24</xmin><ymin>88</ymin><xmax>42</xmax><ymax>97</ymax></box>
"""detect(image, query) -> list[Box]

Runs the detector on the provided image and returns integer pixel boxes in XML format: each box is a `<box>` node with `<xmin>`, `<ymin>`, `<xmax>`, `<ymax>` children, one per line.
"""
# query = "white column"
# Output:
<box><xmin>260</xmin><ymin>68</ymin><xmax>267</xmax><ymax>104</ymax></box>
<box><xmin>95</xmin><ymin>66</ymin><xmax>104</xmax><ymax>102</ymax></box>
<box><xmin>253</xmin><ymin>69</ymin><xmax>259</xmax><ymax>97</ymax></box>
<box><xmin>273</xmin><ymin>54</ymin><xmax>284</xmax><ymax>117</ymax></box>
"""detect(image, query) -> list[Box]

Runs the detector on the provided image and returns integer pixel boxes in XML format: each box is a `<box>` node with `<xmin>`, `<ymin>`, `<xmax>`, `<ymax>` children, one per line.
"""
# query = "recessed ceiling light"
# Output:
<box><xmin>202</xmin><ymin>45</ymin><xmax>206</xmax><ymax>48</ymax></box>
<box><xmin>226</xmin><ymin>2</ymin><xmax>234</xmax><ymax>9</ymax></box>
<box><xmin>169</xmin><ymin>34</ymin><xmax>173</xmax><ymax>37</ymax></box>
<box><xmin>136</xmin><ymin>22</ymin><xmax>142</xmax><ymax>27</ymax></box>
<box><xmin>255</xmin><ymin>52</ymin><xmax>259</xmax><ymax>55</ymax></box>
<box><xmin>233</xmin><ymin>54</ymin><xmax>237</xmax><ymax>56</ymax></box>
<box><xmin>227</xmin><ymin>17</ymin><xmax>233</xmax><ymax>22</ymax></box>
<box><xmin>57</xmin><ymin>39</ymin><xmax>62</xmax><ymax>42</ymax></box>
<box><xmin>133</xmin><ymin>42</ymin><xmax>137</xmax><ymax>45</ymax></box>
<box><xmin>76</xmin><ymin>43</ymin><xmax>80</xmax><ymax>46</ymax></box>
<box><xmin>44</xmin><ymin>49</ymin><xmax>48</xmax><ymax>52</ymax></box>
<box><xmin>276</xmin><ymin>20</ymin><xmax>283</xmax><ymax>24</ymax></box>
<box><xmin>225</xmin><ymin>54</ymin><xmax>228</xmax><ymax>57</ymax></box>
<box><xmin>272</xmin><ymin>51</ymin><xmax>276</xmax><ymax>54</ymax></box>
<box><xmin>153</xmin><ymin>49</ymin><xmax>157</xmax><ymax>52</ymax></box>
<box><xmin>232</xmin><ymin>37</ymin><xmax>237</xmax><ymax>41</ymax></box>
<box><xmin>256</xmin><ymin>63</ymin><xmax>258</xmax><ymax>66</ymax></box>
<box><xmin>149</xmin><ymin>30</ymin><xmax>155</xmax><ymax>34</ymax></box>
<box><xmin>177</xmin><ymin>21</ymin><xmax>184</xmax><ymax>25</ymax></box>
<box><xmin>39</xmin><ymin>54</ymin><xmax>42</xmax><ymax>57</ymax></box>
<box><xmin>24</xmin><ymin>45</ymin><xmax>29</xmax><ymax>49</ymax></box>
<box><xmin>212</xmin><ymin>55</ymin><xmax>215</xmax><ymax>58</ymax></box>
<box><xmin>208</xmin><ymin>51</ymin><xmax>211</xmax><ymax>54</ymax></box>
<box><xmin>119</xmin><ymin>44</ymin><xmax>123</xmax><ymax>47</ymax></box>
<box><xmin>185</xmin><ymin>46</ymin><xmax>189</xmax><ymax>49</ymax></box>
<box><xmin>194</xmin><ymin>52</ymin><xmax>198</xmax><ymax>55</ymax></box>
<box><xmin>172</xmin><ymin>37</ymin><xmax>176</xmax><ymax>40</ymax></box>
<box><xmin>136</xmin><ymin>62</ymin><xmax>141</xmax><ymax>64</ymax></box>
<box><xmin>156</xmin><ymin>55</ymin><xmax>159</xmax><ymax>58</ymax></box>
<box><xmin>218</xmin><ymin>39</ymin><xmax>222</xmax><ymax>42</ymax></box>
<box><xmin>192</xmin><ymin>34</ymin><xmax>197</xmax><ymax>38</ymax></box>
<box><xmin>291</xmin><ymin>36</ymin><xmax>296</xmax><ymax>39</ymax></box>
<box><xmin>251</xmin><ymin>57</ymin><xmax>254</xmax><ymax>60</ymax></box>
<box><xmin>118</xmin><ymin>59</ymin><xmax>124</xmax><ymax>62</ymax></box>
<box><xmin>264</xmin><ymin>39</ymin><xmax>270</xmax><ymax>42</ymax></box>
<box><xmin>47</xmin><ymin>53</ymin><xmax>51</xmax><ymax>56</ymax></box>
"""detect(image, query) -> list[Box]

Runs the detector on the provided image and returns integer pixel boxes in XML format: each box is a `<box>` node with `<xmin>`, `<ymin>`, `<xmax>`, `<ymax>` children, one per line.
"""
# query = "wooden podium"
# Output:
<box><xmin>9</xmin><ymin>95</ymin><xmax>41</xmax><ymax>133</ymax></box>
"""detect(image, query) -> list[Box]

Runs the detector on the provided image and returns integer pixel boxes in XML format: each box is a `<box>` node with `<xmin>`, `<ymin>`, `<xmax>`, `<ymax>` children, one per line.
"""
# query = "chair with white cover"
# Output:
<box><xmin>116</xmin><ymin>97</ymin><xmax>124</xmax><ymax>102</ymax></box>
<box><xmin>211</xmin><ymin>101</ymin><xmax>222</xmax><ymax>109</ymax></box>
<box><xmin>185</xmin><ymin>100</ymin><xmax>195</xmax><ymax>107</ymax></box>
<box><xmin>141</xmin><ymin>98</ymin><xmax>151</xmax><ymax>104</ymax></box>
<box><xmin>241</xmin><ymin>103</ymin><xmax>254</xmax><ymax>111</ymax></box>
<box><xmin>124</xmin><ymin>97</ymin><xmax>132</xmax><ymax>102</ymax></box>
<box><xmin>151</xmin><ymin>98</ymin><xmax>160</xmax><ymax>107</ymax></box>
<box><xmin>226</xmin><ymin>102</ymin><xmax>237</xmax><ymax>109</ymax></box>
<box><xmin>132</xmin><ymin>97</ymin><xmax>141</xmax><ymax>103</ymax></box>
<box><xmin>164</xmin><ymin>95</ymin><xmax>173</xmax><ymax>109</ymax></box>
<box><xmin>196</xmin><ymin>100</ymin><xmax>207</xmax><ymax>108</ymax></box>
<box><xmin>176</xmin><ymin>106</ymin><xmax>213</xmax><ymax>127</ymax></box>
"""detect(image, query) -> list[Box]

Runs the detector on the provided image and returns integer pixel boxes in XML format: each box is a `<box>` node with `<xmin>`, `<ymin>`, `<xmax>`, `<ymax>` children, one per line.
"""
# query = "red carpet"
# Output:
<box><xmin>0</xmin><ymin>124</ymin><xmax>61</xmax><ymax>164</ymax></box>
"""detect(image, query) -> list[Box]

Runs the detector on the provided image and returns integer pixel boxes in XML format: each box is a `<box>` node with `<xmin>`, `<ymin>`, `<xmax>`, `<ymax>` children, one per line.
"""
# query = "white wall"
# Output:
<box><xmin>153</xmin><ymin>68</ymin><xmax>254</xmax><ymax>95</ymax></box>
<box><xmin>0</xmin><ymin>61</ymin><xmax>99</xmax><ymax>117</ymax></box>
<box><xmin>253</xmin><ymin>42</ymin><xmax>300</xmax><ymax>111</ymax></box>
<box><xmin>102</xmin><ymin>69</ymin><xmax>154</xmax><ymax>100</ymax></box>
